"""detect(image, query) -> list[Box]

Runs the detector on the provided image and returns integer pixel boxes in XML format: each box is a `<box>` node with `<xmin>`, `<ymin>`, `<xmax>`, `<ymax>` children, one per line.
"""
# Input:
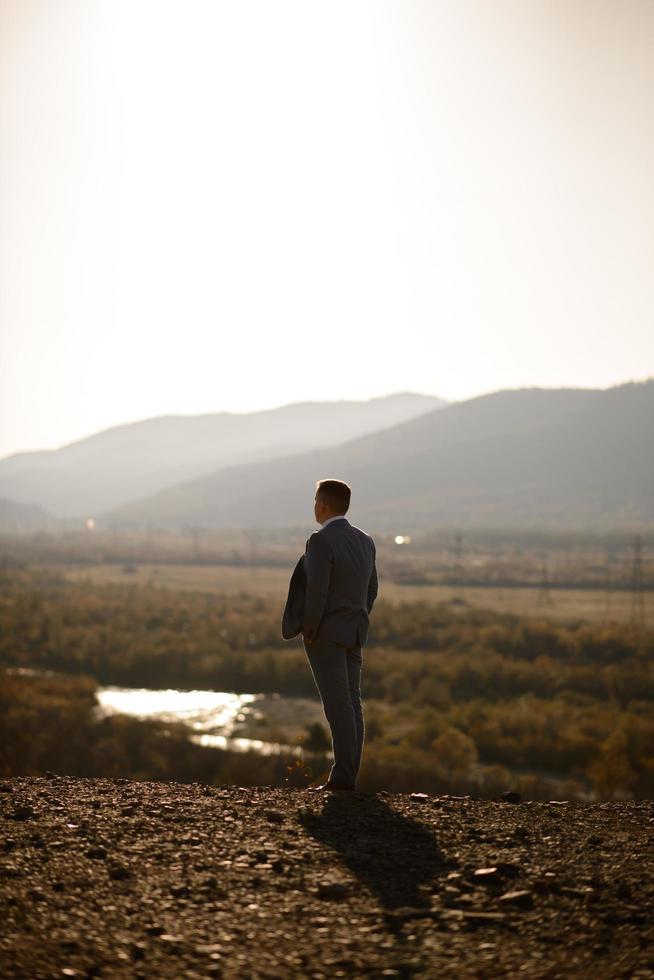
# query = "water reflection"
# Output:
<box><xmin>96</xmin><ymin>687</ymin><xmax>258</xmax><ymax>731</ymax></box>
<box><xmin>192</xmin><ymin>732</ymin><xmax>295</xmax><ymax>756</ymax></box>
<box><xmin>96</xmin><ymin>686</ymin><xmax>304</xmax><ymax>757</ymax></box>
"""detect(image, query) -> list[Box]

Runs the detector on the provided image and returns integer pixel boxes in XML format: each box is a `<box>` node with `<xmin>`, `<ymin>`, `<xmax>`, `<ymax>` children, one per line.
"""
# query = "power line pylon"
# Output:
<box><xmin>630</xmin><ymin>534</ymin><xmax>645</xmax><ymax>630</ymax></box>
<box><xmin>537</xmin><ymin>553</ymin><xmax>553</xmax><ymax>607</ymax></box>
<box><xmin>604</xmin><ymin>550</ymin><xmax>613</xmax><ymax>623</ymax></box>
<box><xmin>452</xmin><ymin>532</ymin><xmax>464</xmax><ymax>595</ymax></box>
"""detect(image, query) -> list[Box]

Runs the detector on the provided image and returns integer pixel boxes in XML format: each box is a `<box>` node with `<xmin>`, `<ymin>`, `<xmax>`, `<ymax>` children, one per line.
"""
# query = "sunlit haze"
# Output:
<box><xmin>1</xmin><ymin>0</ymin><xmax>653</xmax><ymax>457</ymax></box>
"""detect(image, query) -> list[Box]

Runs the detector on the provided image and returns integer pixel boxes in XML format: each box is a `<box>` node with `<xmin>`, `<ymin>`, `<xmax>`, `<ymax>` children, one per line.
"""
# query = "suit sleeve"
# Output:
<box><xmin>302</xmin><ymin>532</ymin><xmax>333</xmax><ymax>642</ymax></box>
<box><xmin>367</xmin><ymin>542</ymin><xmax>378</xmax><ymax>614</ymax></box>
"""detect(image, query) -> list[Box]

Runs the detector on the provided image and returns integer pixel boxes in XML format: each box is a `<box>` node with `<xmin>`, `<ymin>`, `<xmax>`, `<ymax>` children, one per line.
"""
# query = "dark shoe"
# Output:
<box><xmin>309</xmin><ymin>782</ymin><xmax>356</xmax><ymax>793</ymax></box>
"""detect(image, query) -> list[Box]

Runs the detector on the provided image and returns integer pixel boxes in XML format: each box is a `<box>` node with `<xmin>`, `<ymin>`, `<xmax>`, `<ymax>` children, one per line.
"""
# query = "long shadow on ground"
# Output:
<box><xmin>298</xmin><ymin>793</ymin><xmax>451</xmax><ymax>940</ymax></box>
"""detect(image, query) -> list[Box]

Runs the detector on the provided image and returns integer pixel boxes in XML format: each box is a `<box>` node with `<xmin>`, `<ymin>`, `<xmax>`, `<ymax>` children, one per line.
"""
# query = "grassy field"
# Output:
<box><xmin>53</xmin><ymin>561</ymin><xmax>653</xmax><ymax>625</ymax></box>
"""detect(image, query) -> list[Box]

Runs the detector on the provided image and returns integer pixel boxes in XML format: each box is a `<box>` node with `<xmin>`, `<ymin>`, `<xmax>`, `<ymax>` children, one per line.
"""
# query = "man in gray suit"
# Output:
<box><xmin>299</xmin><ymin>478</ymin><xmax>378</xmax><ymax>792</ymax></box>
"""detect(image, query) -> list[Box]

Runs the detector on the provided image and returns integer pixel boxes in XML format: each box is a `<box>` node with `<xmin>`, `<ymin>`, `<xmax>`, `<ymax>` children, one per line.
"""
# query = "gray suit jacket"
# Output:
<box><xmin>281</xmin><ymin>555</ymin><xmax>307</xmax><ymax>640</ymax></box>
<box><xmin>284</xmin><ymin>517</ymin><xmax>377</xmax><ymax>648</ymax></box>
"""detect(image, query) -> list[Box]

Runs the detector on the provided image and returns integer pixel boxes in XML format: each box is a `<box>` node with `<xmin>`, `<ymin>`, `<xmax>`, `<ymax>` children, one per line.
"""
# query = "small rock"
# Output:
<box><xmin>130</xmin><ymin>943</ymin><xmax>146</xmax><ymax>961</ymax></box>
<box><xmin>264</xmin><ymin>809</ymin><xmax>284</xmax><ymax>824</ymax></box>
<box><xmin>534</xmin><ymin>875</ymin><xmax>559</xmax><ymax>894</ymax></box>
<box><xmin>1</xmin><ymin>863</ymin><xmax>21</xmax><ymax>879</ymax></box>
<box><xmin>318</xmin><ymin>881</ymin><xmax>349</xmax><ymax>900</ymax></box>
<box><xmin>0</xmin><ymin>782</ymin><xmax>13</xmax><ymax>793</ymax></box>
<box><xmin>410</xmin><ymin>793</ymin><xmax>429</xmax><ymax>801</ymax></box>
<box><xmin>501</xmin><ymin>791</ymin><xmax>521</xmax><ymax>804</ymax></box>
<box><xmin>10</xmin><ymin>805</ymin><xmax>36</xmax><ymax>821</ymax></box>
<box><xmin>474</xmin><ymin>867</ymin><xmax>499</xmax><ymax>880</ymax></box>
<box><xmin>108</xmin><ymin>863</ymin><xmax>132</xmax><ymax>881</ymax></box>
<box><xmin>499</xmin><ymin>889</ymin><xmax>534</xmax><ymax>909</ymax></box>
<box><xmin>495</xmin><ymin>862</ymin><xmax>522</xmax><ymax>879</ymax></box>
<box><xmin>86</xmin><ymin>846</ymin><xmax>107</xmax><ymax>860</ymax></box>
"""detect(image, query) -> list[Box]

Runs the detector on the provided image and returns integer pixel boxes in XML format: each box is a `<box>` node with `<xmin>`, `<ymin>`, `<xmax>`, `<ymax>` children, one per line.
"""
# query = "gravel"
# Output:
<box><xmin>1</xmin><ymin>777</ymin><xmax>652</xmax><ymax>978</ymax></box>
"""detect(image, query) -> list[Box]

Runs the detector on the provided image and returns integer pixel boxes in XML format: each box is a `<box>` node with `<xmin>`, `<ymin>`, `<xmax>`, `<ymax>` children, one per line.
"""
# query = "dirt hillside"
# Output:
<box><xmin>1</xmin><ymin>778</ymin><xmax>652</xmax><ymax>978</ymax></box>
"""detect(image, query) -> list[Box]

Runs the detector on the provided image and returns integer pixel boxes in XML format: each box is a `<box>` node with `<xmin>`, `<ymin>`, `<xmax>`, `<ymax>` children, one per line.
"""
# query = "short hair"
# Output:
<box><xmin>315</xmin><ymin>478</ymin><xmax>351</xmax><ymax>514</ymax></box>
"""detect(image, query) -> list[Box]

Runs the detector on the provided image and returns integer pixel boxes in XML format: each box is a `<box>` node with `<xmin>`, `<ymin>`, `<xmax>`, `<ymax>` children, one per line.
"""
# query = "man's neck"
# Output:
<box><xmin>321</xmin><ymin>514</ymin><xmax>348</xmax><ymax>529</ymax></box>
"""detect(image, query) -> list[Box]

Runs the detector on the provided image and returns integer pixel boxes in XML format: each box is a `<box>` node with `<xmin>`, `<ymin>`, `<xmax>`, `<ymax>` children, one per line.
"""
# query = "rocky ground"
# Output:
<box><xmin>1</xmin><ymin>778</ymin><xmax>652</xmax><ymax>979</ymax></box>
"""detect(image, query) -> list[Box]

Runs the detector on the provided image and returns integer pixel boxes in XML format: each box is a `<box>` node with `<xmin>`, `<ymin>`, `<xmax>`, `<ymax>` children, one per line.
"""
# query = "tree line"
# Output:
<box><xmin>1</xmin><ymin>569</ymin><xmax>652</xmax><ymax>799</ymax></box>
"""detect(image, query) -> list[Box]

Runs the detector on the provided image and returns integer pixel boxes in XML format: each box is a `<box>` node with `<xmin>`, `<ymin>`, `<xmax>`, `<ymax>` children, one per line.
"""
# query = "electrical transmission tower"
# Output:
<box><xmin>537</xmin><ymin>553</ymin><xmax>553</xmax><ymax>607</ymax></box>
<box><xmin>604</xmin><ymin>549</ymin><xmax>614</xmax><ymax>623</ymax></box>
<box><xmin>449</xmin><ymin>532</ymin><xmax>465</xmax><ymax>602</ymax></box>
<box><xmin>454</xmin><ymin>533</ymin><xmax>463</xmax><ymax>573</ymax></box>
<box><xmin>630</xmin><ymin>534</ymin><xmax>645</xmax><ymax>630</ymax></box>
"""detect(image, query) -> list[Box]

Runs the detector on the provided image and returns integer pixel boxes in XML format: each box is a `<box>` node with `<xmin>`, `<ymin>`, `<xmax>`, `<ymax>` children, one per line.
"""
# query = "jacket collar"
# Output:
<box><xmin>321</xmin><ymin>515</ymin><xmax>349</xmax><ymax>530</ymax></box>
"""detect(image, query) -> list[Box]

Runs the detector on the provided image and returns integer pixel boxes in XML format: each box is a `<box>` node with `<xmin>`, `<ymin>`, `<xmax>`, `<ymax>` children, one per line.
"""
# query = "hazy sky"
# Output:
<box><xmin>1</xmin><ymin>0</ymin><xmax>653</xmax><ymax>457</ymax></box>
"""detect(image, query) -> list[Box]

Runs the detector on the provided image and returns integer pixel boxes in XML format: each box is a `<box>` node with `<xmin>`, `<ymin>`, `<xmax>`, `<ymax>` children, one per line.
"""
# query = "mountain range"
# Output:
<box><xmin>105</xmin><ymin>379</ymin><xmax>653</xmax><ymax>531</ymax></box>
<box><xmin>0</xmin><ymin>393</ymin><xmax>442</xmax><ymax>520</ymax></box>
<box><xmin>1</xmin><ymin>381</ymin><xmax>651</xmax><ymax>532</ymax></box>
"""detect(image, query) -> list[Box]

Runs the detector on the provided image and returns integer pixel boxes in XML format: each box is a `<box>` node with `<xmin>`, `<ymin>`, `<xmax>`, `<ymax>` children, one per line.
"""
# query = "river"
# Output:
<box><xmin>95</xmin><ymin>685</ymin><xmax>325</xmax><ymax>756</ymax></box>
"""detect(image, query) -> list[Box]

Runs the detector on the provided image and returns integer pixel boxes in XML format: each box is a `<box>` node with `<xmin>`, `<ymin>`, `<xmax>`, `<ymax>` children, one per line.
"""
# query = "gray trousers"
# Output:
<box><xmin>303</xmin><ymin>636</ymin><xmax>364</xmax><ymax>788</ymax></box>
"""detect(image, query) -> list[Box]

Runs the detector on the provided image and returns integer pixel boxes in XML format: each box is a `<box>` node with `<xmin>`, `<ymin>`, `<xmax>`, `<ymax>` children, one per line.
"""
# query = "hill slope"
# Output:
<box><xmin>0</xmin><ymin>495</ymin><xmax>54</xmax><ymax>531</ymax></box>
<box><xmin>0</xmin><ymin>393</ymin><xmax>443</xmax><ymax>518</ymax></box>
<box><xmin>105</xmin><ymin>379</ymin><xmax>654</xmax><ymax>530</ymax></box>
<box><xmin>1</xmin><ymin>778</ymin><xmax>651</xmax><ymax>979</ymax></box>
